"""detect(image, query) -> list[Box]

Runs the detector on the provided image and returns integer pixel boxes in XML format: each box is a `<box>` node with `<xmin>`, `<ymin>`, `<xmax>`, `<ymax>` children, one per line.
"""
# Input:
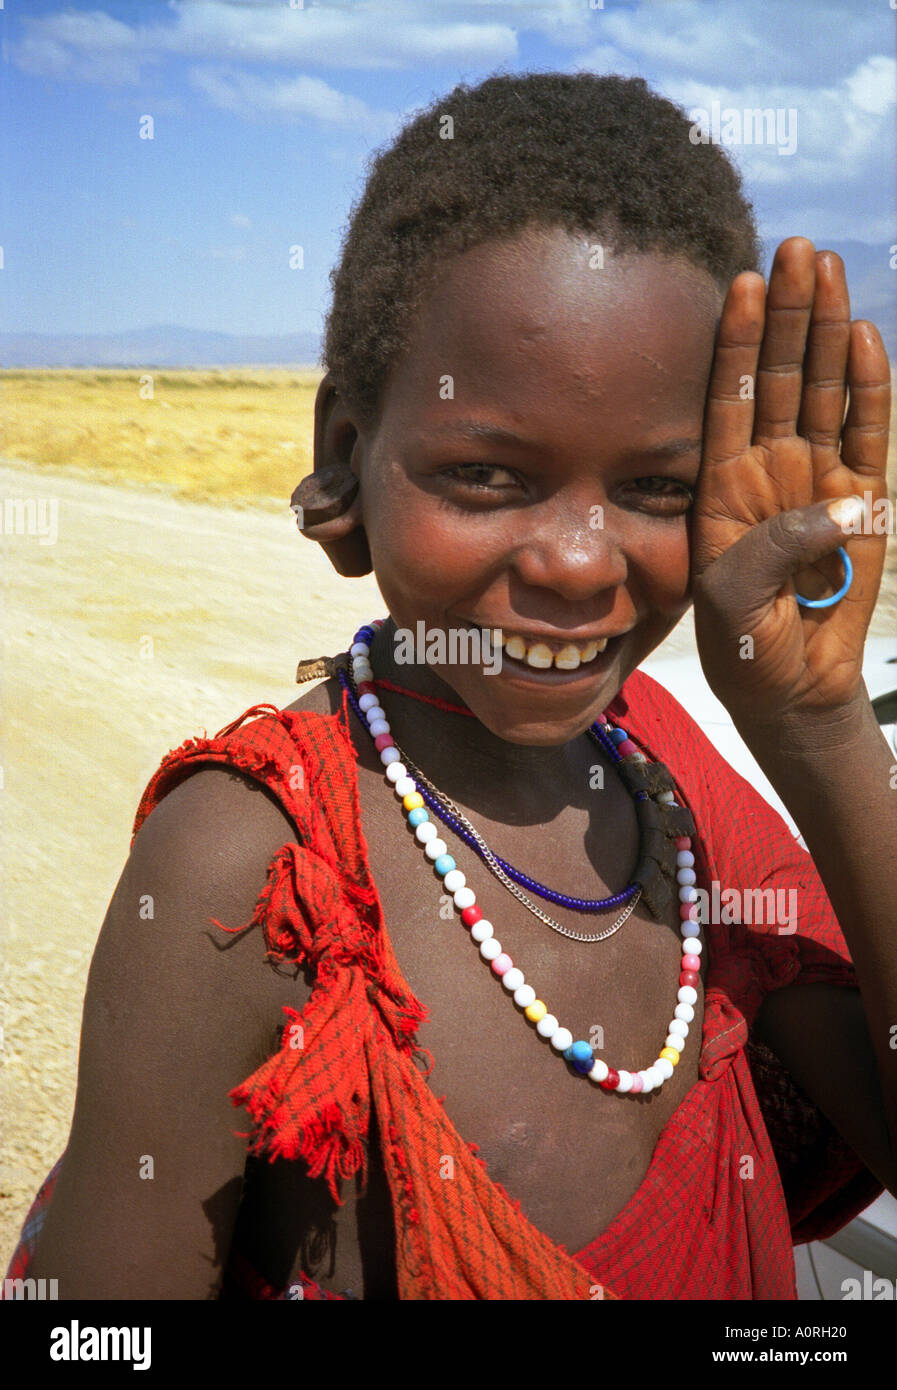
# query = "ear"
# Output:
<box><xmin>290</xmin><ymin>372</ymin><xmax>373</xmax><ymax>577</ymax></box>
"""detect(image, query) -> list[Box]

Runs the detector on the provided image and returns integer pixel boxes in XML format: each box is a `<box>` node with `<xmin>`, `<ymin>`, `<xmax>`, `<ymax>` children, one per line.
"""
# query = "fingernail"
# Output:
<box><xmin>827</xmin><ymin>495</ymin><xmax>866</xmax><ymax>532</ymax></box>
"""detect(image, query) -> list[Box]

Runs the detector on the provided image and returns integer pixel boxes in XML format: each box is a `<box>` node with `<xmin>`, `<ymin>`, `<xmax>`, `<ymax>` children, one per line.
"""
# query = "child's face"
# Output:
<box><xmin>355</xmin><ymin>224</ymin><xmax>724</xmax><ymax>746</ymax></box>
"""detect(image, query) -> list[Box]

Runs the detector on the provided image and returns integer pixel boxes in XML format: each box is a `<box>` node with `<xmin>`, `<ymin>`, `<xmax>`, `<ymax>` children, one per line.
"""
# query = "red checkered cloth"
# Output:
<box><xmin>4</xmin><ymin>667</ymin><xmax>883</xmax><ymax>1299</ymax></box>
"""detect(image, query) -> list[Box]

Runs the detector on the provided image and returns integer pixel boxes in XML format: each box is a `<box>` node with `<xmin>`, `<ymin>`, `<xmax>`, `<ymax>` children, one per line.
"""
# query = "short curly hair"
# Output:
<box><xmin>322</xmin><ymin>71</ymin><xmax>762</xmax><ymax>427</ymax></box>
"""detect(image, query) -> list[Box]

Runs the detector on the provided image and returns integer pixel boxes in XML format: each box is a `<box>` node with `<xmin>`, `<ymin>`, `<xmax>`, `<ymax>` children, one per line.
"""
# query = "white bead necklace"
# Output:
<box><xmin>343</xmin><ymin>621</ymin><xmax>703</xmax><ymax>1096</ymax></box>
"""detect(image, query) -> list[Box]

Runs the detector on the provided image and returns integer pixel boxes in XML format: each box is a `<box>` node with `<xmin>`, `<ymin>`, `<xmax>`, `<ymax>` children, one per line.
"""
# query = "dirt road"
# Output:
<box><xmin>0</xmin><ymin>456</ymin><xmax>384</xmax><ymax>1259</ymax></box>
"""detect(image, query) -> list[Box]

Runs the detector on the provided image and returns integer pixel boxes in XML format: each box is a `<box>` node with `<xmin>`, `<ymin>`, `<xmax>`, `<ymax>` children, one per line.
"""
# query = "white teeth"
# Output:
<box><xmin>470</xmin><ymin>623</ymin><xmax>612</xmax><ymax>669</ymax></box>
<box><xmin>554</xmin><ymin>644</ymin><xmax>582</xmax><ymax>670</ymax></box>
<box><xmin>524</xmin><ymin>642</ymin><xmax>554</xmax><ymax>669</ymax></box>
<box><xmin>506</xmin><ymin>634</ymin><xmax>610</xmax><ymax>668</ymax></box>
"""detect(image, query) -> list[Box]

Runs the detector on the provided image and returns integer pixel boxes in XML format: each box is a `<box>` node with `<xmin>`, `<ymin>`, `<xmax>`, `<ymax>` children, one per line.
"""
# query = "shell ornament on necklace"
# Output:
<box><xmin>339</xmin><ymin>620</ymin><xmax>703</xmax><ymax>1096</ymax></box>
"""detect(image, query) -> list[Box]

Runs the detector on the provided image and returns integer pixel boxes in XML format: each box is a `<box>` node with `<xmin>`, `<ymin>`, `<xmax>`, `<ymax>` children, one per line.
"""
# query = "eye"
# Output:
<box><xmin>442</xmin><ymin>463</ymin><xmax>521</xmax><ymax>493</ymax></box>
<box><xmin>623</xmin><ymin>476</ymin><xmax>695</xmax><ymax>514</ymax></box>
<box><xmin>436</xmin><ymin>465</ymin><xmax>695</xmax><ymax>514</ymax></box>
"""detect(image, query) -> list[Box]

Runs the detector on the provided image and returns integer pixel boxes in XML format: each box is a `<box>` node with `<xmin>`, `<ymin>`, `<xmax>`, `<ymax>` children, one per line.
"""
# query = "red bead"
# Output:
<box><xmin>680</xmin><ymin>903</ymin><xmax>698</xmax><ymax>921</ymax></box>
<box><xmin>682</xmin><ymin>954</ymin><xmax>701</xmax><ymax>971</ymax></box>
<box><xmin>461</xmin><ymin>905</ymin><xmax>483</xmax><ymax>927</ymax></box>
<box><xmin>357</xmin><ymin>681</ymin><xmax>376</xmax><ymax>696</ymax></box>
<box><xmin>373</xmin><ymin>733</ymin><xmax>395</xmax><ymax>751</ymax></box>
<box><xmin>679</xmin><ymin>970</ymin><xmax>699</xmax><ymax>988</ymax></box>
<box><xmin>600</xmin><ymin>1068</ymin><xmax>620</xmax><ymax>1090</ymax></box>
<box><xmin>675</xmin><ymin>837</ymin><xmax>691</xmax><ymax>851</ymax></box>
<box><xmin>616</xmin><ymin>739</ymin><xmax>640</xmax><ymax>758</ymax></box>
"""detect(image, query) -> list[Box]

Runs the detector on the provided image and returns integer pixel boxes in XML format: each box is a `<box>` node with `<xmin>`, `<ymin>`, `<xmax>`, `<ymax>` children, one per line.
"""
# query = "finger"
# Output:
<box><xmin>701</xmin><ymin>271</ymin><xmax>765</xmax><ymax>466</ymax></box>
<box><xmin>694</xmin><ymin>497</ymin><xmax>864</xmax><ymax>631</ymax></box>
<box><xmin>752</xmin><ymin>238</ymin><xmax>816</xmax><ymax>442</ymax></box>
<box><xmin>796</xmin><ymin>250</ymin><xmax>851</xmax><ymax>466</ymax></box>
<box><xmin>841</xmin><ymin>321</ymin><xmax>892</xmax><ymax>481</ymax></box>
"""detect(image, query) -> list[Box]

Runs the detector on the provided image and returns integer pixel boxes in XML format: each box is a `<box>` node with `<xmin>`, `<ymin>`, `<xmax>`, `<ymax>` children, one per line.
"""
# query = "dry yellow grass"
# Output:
<box><xmin>0</xmin><ymin>367</ymin><xmax>323</xmax><ymax>508</ymax></box>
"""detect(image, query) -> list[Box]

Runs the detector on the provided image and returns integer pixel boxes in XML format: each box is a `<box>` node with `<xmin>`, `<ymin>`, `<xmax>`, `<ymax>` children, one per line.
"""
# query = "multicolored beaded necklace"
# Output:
<box><xmin>337</xmin><ymin>618</ymin><xmax>703</xmax><ymax>1097</ymax></box>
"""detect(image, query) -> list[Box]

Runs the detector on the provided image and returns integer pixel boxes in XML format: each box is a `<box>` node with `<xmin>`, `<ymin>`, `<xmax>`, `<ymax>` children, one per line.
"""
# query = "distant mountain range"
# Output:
<box><xmin>0</xmin><ymin>324</ymin><xmax>322</xmax><ymax>368</ymax></box>
<box><xmin>1</xmin><ymin>241</ymin><xmax>893</xmax><ymax>367</ymax></box>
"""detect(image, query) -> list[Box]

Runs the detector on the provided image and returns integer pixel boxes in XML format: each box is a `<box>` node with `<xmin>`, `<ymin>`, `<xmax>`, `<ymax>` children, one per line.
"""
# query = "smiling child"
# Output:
<box><xmin>8</xmin><ymin>72</ymin><xmax>896</xmax><ymax>1302</ymax></box>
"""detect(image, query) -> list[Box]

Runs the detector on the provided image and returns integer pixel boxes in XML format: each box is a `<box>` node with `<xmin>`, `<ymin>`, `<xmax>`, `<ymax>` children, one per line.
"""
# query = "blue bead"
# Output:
<box><xmin>608</xmin><ymin>727</ymin><xmax>629</xmax><ymax>745</ymax></box>
<box><xmin>563</xmin><ymin>1045</ymin><xmax>575</xmax><ymax>1062</ymax></box>
<box><xmin>407</xmin><ymin>807</ymin><xmax>429</xmax><ymax>827</ymax></box>
<box><xmin>570</xmin><ymin>1040</ymin><xmax>593</xmax><ymax>1063</ymax></box>
<box><xmin>434</xmin><ymin>854</ymin><xmax>456</xmax><ymax>876</ymax></box>
<box><xmin>573</xmin><ymin>1055</ymin><xmax>595</xmax><ymax>1074</ymax></box>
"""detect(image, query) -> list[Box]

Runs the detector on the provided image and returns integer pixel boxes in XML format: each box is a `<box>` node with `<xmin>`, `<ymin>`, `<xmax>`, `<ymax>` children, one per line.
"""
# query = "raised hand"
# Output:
<box><xmin>690</xmin><ymin>237</ymin><xmax>891</xmax><ymax>732</ymax></box>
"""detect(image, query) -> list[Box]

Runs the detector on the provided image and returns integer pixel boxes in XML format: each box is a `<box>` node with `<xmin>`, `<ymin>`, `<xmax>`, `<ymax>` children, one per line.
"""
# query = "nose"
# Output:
<box><xmin>507</xmin><ymin>499</ymin><xmax>628</xmax><ymax>602</ymax></box>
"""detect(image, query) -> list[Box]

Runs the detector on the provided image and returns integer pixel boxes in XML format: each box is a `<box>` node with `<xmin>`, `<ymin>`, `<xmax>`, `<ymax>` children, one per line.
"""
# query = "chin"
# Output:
<box><xmin>462</xmin><ymin>685</ymin><xmax>620</xmax><ymax>746</ymax></box>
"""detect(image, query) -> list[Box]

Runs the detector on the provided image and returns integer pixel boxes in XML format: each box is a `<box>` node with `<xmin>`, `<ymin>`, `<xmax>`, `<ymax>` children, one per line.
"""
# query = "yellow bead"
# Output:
<box><xmin>525</xmin><ymin>1000</ymin><xmax>547</xmax><ymax>1023</ymax></box>
<box><xmin>403</xmin><ymin>792</ymin><xmax>424</xmax><ymax>811</ymax></box>
<box><xmin>660</xmin><ymin>1046</ymin><xmax>680</xmax><ymax>1065</ymax></box>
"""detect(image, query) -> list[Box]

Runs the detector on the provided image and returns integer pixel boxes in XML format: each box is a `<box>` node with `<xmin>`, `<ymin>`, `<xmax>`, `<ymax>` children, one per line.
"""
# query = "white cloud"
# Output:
<box><xmin>11</xmin><ymin>1</ymin><xmax>517</xmax><ymax>79</ymax></box>
<box><xmin>10</xmin><ymin>0</ymin><xmax>893</xmax><ymax>245</ymax></box>
<box><xmin>845</xmin><ymin>55</ymin><xmax>897</xmax><ymax>117</ymax></box>
<box><xmin>12</xmin><ymin>9</ymin><xmax>145</xmax><ymax>85</ymax></box>
<box><xmin>660</xmin><ymin>59</ymin><xmax>896</xmax><ymax>192</ymax></box>
<box><xmin>574</xmin><ymin>0</ymin><xmax>893</xmax><ymax>87</ymax></box>
<box><xmin>189</xmin><ymin>67</ymin><xmax>394</xmax><ymax>134</ymax></box>
<box><xmin>11</xmin><ymin>0</ymin><xmax>891</xmax><ymax>91</ymax></box>
<box><xmin>229</xmin><ymin>213</ymin><xmax>251</xmax><ymax>228</ymax></box>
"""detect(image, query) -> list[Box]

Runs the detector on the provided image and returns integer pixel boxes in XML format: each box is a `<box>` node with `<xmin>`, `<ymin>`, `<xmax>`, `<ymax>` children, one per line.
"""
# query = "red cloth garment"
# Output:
<box><xmin>4</xmin><ymin>666</ymin><xmax>883</xmax><ymax>1300</ymax></box>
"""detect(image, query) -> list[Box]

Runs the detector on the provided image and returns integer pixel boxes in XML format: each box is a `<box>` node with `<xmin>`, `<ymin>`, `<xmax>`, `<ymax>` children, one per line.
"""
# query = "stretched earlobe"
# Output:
<box><xmin>291</xmin><ymin>468</ymin><xmax>373</xmax><ymax>576</ymax></box>
<box><xmin>290</xmin><ymin>464</ymin><xmax>358</xmax><ymax>528</ymax></box>
<box><xmin>291</xmin><ymin>374</ymin><xmax>373</xmax><ymax>577</ymax></box>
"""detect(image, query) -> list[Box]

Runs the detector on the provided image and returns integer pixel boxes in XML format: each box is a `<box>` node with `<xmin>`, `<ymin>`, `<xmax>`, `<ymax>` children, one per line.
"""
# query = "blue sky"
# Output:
<box><xmin>3</xmin><ymin>0</ymin><xmax>895</xmax><ymax>345</ymax></box>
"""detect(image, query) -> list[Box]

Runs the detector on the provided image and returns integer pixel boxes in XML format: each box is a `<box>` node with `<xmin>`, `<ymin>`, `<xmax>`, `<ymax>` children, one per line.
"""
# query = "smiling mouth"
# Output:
<box><xmin>460</xmin><ymin>621</ymin><xmax>621</xmax><ymax>673</ymax></box>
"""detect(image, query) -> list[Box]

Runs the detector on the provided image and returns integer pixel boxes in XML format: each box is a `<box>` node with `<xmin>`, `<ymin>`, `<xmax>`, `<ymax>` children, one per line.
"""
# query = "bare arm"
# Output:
<box><xmin>26</xmin><ymin>766</ymin><xmax>307</xmax><ymax>1299</ymax></box>
<box><xmin>754</xmin><ymin>982</ymin><xmax>894</xmax><ymax>1192</ymax></box>
<box><xmin>690</xmin><ymin>240</ymin><xmax>896</xmax><ymax>1196</ymax></box>
<box><xmin>746</xmin><ymin>705</ymin><xmax>897</xmax><ymax>1198</ymax></box>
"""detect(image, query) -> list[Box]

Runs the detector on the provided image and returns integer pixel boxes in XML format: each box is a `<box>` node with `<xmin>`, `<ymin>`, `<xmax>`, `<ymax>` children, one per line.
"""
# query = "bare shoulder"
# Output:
<box><xmin>26</xmin><ymin>757</ymin><xmax>315</xmax><ymax>1296</ymax></box>
<box><xmin>135</xmin><ymin>761</ymin><xmax>299</xmax><ymax>916</ymax></box>
<box><xmin>148</xmin><ymin>656</ymin><xmax>351</xmax><ymax>859</ymax></box>
<box><xmin>137</xmin><ymin>666</ymin><xmax>355</xmax><ymax>961</ymax></box>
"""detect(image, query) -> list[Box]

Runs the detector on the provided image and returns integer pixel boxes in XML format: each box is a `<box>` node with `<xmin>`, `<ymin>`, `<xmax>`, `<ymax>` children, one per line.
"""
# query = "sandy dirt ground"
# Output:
<box><xmin>1</xmin><ymin>455</ymin><xmax>894</xmax><ymax>1264</ymax></box>
<box><xmin>0</xmin><ymin>456</ymin><xmax>386</xmax><ymax>1261</ymax></box>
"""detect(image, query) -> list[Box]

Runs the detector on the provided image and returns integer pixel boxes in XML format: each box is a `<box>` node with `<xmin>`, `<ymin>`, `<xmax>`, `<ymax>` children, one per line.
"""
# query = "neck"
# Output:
<box><xmin>360</xmin><ymin>617</ymin><xmax>599</xmax><ymax>809</ymax></box>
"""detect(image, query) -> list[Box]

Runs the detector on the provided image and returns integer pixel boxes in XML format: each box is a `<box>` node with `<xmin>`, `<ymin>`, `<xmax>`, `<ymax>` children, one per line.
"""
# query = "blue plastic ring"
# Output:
<box><xmin>794</xmin><ymin>546</ymin><xmax>853</xmax><ymax>609</ymax></box>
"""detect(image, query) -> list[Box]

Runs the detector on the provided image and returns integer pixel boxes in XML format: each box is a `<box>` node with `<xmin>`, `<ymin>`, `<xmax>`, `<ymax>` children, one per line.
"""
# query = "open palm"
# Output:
<box><xmin>691</xmin><ymin>237</ymin><xmax>891</xmax><ymax>727</ymax></box>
